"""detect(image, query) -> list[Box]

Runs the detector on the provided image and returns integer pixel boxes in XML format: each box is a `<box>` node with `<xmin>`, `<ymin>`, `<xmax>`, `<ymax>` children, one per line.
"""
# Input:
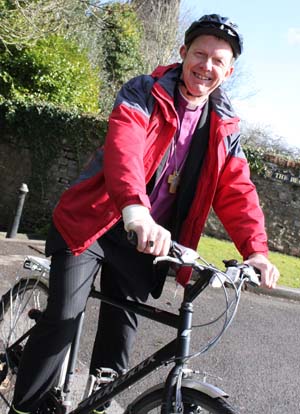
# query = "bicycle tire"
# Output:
<box><xmin>126</xmin><ymin>385</ymin><xmax>239</xmax><ymax>413</ymax></box>
<box><xmin>0</xmin><ymin>277</ymin><xmax>49</xmax><ymax>413</ymax></box>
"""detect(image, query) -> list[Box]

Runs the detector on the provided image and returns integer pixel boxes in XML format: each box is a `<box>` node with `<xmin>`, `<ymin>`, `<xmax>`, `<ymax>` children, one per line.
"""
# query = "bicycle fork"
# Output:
<box><xmin>161</xmin><ymin>295</ymin><xmax>194</xmax><ymax>414</ymax></box>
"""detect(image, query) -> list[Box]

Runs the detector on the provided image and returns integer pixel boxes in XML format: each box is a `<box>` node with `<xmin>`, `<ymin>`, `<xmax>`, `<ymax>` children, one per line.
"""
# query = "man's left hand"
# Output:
<box><xmin>244</xmin><ymin>253</ymin><xmax>280</xmax><ymax>289</ymax></box>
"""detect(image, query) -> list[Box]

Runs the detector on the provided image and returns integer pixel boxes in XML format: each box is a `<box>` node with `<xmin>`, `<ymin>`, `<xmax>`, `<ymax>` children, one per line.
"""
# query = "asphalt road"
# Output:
<box><xmin>1</xmin><ymin>235</ymin><xmax>300</xmax><ymax>414</ymax></box>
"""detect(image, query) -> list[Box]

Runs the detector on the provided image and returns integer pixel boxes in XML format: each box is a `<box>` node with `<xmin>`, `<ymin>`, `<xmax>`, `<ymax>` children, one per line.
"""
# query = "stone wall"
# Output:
<box><xmin>1</xmin><ymin>139</ymin><xmax>300</xmax><ymax>257</ymax></box>
<box><xmin>205</xmin><ymin>155</ymin><xmax>300</xmax><ymax>257</ymax></box>
<box><xmin>0</xmin><ymin>139</ymin><xmax>99</xmax><ymax>233</ymax></box>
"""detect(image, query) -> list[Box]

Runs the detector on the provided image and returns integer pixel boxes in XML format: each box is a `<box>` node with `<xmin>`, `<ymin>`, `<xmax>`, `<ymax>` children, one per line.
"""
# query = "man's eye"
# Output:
<box><xmin>215</xmin><ymin>59</ymin><xmax>224</xmax><ymax>66</ymax></box>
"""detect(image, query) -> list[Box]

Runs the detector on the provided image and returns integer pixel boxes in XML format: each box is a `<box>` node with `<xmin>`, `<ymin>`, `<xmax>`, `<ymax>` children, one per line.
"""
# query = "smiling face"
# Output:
<box><xmin>179</xmin><ymin>34</ymin><xmax>234</xmax><ymax>105</ymax></box>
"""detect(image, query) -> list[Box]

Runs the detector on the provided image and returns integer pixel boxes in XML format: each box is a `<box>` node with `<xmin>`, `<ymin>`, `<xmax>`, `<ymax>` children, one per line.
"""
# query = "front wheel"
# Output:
<box><xmin>126</xmin><ymin>386</ymin><xmax>239</xmax><ymax>413</ymax></box>
<box><xmin>0</xmin><ymin>277</ymin><xmax>49</xmax><ymax>413</ymax></box>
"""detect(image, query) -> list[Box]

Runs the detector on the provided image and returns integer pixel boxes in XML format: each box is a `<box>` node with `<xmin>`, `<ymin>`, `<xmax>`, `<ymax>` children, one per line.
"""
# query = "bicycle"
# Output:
<box><xmin>0</xmin><ymin>238</ymin><xmax>260</xmax><ymax>414</ymax></box>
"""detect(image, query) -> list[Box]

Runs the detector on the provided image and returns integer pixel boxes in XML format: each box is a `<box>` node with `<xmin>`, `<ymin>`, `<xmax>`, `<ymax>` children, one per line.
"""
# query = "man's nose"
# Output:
<box><xmin>201</xmin><ymin>57</ymin><xmax>213</xmax><ymax>71</ymax></box>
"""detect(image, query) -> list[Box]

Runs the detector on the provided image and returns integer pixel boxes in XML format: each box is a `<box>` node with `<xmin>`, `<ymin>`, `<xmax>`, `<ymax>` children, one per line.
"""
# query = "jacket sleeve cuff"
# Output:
<box><xmin>122</xmin><ymin>205</ymin><xmax>150</xmax><ymax>231</ymax></box>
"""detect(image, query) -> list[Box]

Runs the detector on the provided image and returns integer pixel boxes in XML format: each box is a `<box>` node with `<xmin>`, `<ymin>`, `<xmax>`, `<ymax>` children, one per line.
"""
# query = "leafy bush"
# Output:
<box><xmin>0</xmin><ymin>1</ymin><xmax>145</xmax><ymax>116</ymax></box>
<box><xmin>98</xmin><ymin>2</ymin><xmax>144</xmax><ymax>86</ymax></box>
<box><xmin>243</xmin><ymin>146</ymin><xmax>267</xmax><ymax>175</ymax></box>
<box><xmin>87</xmin><ymin>1</ymin><xmax>144</xmax><ymax>117</ymax></box>
<box><xmin>0</xmin><ymin>35</ymin><xmax>100</xmax><ymax>112</ymax></box>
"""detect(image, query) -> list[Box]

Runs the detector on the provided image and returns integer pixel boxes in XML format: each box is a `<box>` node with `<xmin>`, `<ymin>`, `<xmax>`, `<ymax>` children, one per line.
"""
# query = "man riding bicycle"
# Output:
<box><xmin>9</xmin><ymin>13</ymin><xmax>279</xmax><ymax>414</ymax></box>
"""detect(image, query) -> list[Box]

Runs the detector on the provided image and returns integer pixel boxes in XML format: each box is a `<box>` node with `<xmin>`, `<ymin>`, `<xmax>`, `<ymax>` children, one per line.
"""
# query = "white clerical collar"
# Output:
<box><xmin>178</xmin><ymin>87</ymin><xmax>207</xmax><ymax>110</ymax></box>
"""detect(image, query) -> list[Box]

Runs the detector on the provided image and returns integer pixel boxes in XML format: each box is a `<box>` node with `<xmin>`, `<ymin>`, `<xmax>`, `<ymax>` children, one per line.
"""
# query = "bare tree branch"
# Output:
<box><xmin>0</xmin><ymin>0</ymin><xmax>116</xmax><ymax>48</ymax></box>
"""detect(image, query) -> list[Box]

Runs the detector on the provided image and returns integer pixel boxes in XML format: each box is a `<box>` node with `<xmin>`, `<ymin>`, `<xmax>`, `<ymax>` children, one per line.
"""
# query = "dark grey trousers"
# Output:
<box><xmin>12</xmin><ymin>222</ymin><xmax>167</xmax><ymax>412</ymax></box>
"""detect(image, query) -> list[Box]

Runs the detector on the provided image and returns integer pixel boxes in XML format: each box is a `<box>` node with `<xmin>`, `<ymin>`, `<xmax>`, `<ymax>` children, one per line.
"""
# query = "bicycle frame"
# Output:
<box><xmin>1</xmin><ymin>252</ymin><xmax>259</xmax><ymax>413</ymax></box>
<box><xmin>62</xmin><ymin>268</ymin><xmax>215</xmax><ymax>414</ymax></box>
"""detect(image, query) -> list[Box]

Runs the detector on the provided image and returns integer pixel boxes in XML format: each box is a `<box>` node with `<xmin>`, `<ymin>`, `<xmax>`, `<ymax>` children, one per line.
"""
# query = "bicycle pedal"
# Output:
<box><xmin>95</xmin><ymin>367</ymin><xmax>118</xmax><ymax>385</ymax></box>
<box><xmin>83</xmin><ymin>368</ymin><xmax>118</xmax><ymax>399</ymax></box>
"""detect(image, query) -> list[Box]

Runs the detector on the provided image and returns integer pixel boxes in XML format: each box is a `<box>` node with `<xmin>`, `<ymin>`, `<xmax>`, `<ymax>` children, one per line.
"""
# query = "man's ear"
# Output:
<box><xmin>179</xmin><ymin>45</ymin><xmax>187</xmax><ymax>61</ymax></box>
<box><xmin>224</xmin><ymin>65</ymin><xmax>234</xmax><ymax>81</ymax></box>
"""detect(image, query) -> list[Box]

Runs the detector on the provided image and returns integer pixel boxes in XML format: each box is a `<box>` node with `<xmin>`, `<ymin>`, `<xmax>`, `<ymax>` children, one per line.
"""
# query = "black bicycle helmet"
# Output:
<box><xmin>184</xmin><ymin>14</ymin><xmax>243</xmax><ymax>58</ymax></box>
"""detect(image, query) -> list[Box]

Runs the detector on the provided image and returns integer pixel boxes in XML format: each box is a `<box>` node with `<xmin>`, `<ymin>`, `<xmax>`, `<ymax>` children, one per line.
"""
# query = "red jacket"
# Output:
<box><xmin>53</xmin><ymin>64</ymin><xmax>268</xmax><ymax>280</ymax></box>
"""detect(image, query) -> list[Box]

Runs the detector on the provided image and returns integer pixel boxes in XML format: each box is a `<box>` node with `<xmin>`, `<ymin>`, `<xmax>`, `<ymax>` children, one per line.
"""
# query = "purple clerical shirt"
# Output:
<box><xmin>150</xmin><ymin>91</ymin><xmax>205</xmax><ymax>225</ymax></box>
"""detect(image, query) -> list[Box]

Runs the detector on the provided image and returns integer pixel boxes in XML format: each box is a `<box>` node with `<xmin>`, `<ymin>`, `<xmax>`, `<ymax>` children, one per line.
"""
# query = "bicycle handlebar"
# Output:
<box><xmin>127</xmin><ymin>231</ymin><xmax>260</xmax><ymax>287</ymax></box>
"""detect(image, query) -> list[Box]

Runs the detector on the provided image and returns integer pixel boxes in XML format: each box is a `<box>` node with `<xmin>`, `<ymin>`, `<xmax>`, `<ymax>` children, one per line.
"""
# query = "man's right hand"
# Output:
<box><xmin>122</xmin><ymin>205</ymin><xmax>171</xmax><ymax>256</ymax></box>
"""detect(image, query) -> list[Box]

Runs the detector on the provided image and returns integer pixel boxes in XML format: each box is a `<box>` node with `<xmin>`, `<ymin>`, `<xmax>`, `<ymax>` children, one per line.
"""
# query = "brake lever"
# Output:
<box><xmin>210</xmin><ymin>262</ymin><xmax>261</xmax><ymax>288</ymax></box>
<box><xmin>241</xmin><ymin>265</ymin><xmax>261</xmax><ymax>286</ymax></box>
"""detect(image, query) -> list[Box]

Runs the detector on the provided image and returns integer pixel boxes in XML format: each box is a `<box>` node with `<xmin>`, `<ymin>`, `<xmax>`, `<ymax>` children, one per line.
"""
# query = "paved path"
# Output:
<box><xmin>1</xmin><ymin>233</ymin><xmax>300</xmax><ymax>413</ymax></box>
